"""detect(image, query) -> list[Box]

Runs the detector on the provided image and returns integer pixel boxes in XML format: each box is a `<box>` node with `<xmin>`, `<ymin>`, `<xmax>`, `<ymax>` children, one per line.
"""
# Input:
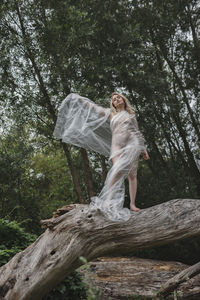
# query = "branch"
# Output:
<box><xmin>157</xmin><ymin>261</ymin><xmax>200</xmax><ymax>298</ymax></box>
<box><xmin>0</xmin><ymin>199</ymin><xmax>199</xmax><ymax>300</ymax></box>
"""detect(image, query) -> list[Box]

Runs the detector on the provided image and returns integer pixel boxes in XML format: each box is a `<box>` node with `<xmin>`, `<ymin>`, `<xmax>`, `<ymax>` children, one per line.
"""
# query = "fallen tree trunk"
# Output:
<box><xmin>0</xmin><ymin>199</ymin><xmax>200</xmax><ymax>300</ymax></box>
<box><xmin>157</xmin><ymin>261</ymin><xmax>200</xmax><ymax>298</ymax></box>
<box><xmin>78</xmin><ymin>257</ymin><xmax>200</xmax><ymax>299</ymax></box>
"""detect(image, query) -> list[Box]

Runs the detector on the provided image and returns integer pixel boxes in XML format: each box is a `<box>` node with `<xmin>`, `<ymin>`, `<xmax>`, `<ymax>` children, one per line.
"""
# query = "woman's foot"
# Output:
<box><xmin>130</xmin><ymin>204</ymin><xmax>141</xmax><ymax>212</ymax></box>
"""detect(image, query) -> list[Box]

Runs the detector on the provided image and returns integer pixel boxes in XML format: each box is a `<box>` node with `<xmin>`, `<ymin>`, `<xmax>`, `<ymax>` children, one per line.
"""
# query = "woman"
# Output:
<box><xmin>53</xmin><ymin>92</ymin><xmax>149</xmax><ymax>221</ymax></box>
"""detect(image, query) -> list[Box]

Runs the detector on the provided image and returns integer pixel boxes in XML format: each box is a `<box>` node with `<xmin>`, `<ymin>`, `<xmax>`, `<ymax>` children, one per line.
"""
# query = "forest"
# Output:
<box><xmin>0</xmin><ymin>0</ymin><xmax>200</xmax><ymax>299</ymax></box>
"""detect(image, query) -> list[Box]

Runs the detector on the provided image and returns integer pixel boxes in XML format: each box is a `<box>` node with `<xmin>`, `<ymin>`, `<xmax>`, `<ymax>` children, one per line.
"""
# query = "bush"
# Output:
<box><xmin>0</xmin><ymin>218</ymin><xmax>37</xmax><ymax>267</ymax></box>
<box><xmin>43</xmin><ymin>272</ymin><xmax>87</xmax><ymax>300</ymax></box>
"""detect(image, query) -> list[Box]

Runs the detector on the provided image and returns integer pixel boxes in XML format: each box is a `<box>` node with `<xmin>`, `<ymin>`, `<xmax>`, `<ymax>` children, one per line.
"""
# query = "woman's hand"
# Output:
<box><xmin>142</xmin><ymin>149</ymin><xmax>149</xmax><ymax>160</ymax></box>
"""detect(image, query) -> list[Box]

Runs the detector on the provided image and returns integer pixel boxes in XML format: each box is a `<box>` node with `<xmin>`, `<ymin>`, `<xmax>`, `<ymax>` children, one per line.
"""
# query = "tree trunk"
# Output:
<box><xmin>80</xmin><ymin>148</ymin><xmax>94</xmax><ymax>198</ymax></box>
<box><xmin>151</xmin><ymin>35</ymin><xmax>198</xmax><ymax>178</ymax></box>
<box><xmin>150</xmin><ymin>35</ymin><xmax>200</xmax><ymax>192</ymax></box>
<box><xmin>15</xmin><ymin>4</ymin><xmax>57</xmax><ymax>123</ymax></box>
<box><xmin>15</xmin><ymin>5</ymin><xmax>85</xmax><ymax>203</ymax></box>
<box><xmin>159</xmin><ymin>45</ymin><xmax>200</xmax><ymax>141</ymax></box>
<box><xmin>171</xmin><ymin>109</ymin><xmax>200</xmax><ymax>192</ymax></box>
<box><xmin>185</xmin><ymin>3</ymin><xmax>200</xmax><ymax>70</ymax></box>
<box><xmin>78</xmin><ymin>257</ymin><xmax>200</xmax><ymax>300</ymax></box>
<box><xmin>150</xmin><ymin>29</ymin><xmax>200</xmax><ymax>141</ymax></box>
<box><xmin>100</xmin><ymin>155</ymin><xmax>108</xmax><ymax>185</ymax></box>
<box><xmin>0</xmin><ymin>199</ymin><xmax>200</xmax><ymax>300</ymax></box>
<box><xmin>61</xmin><ymin>143</ymin><xmax>84</xmax><ymax>203</ymax></box>
<box><xmin>158</xmin><ymin>261</ymin><xmax>200</xmax><ymax>298</ymax></box>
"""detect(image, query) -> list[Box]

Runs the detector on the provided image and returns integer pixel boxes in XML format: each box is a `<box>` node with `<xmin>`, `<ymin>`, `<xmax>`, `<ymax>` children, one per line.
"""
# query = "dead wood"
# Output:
<box><xmin>78</xmin><ymin>257</ymin><xmax>200</xmax><ymax>299</ymax></box>
<box><xmin>157</xmin><ymin>261</ymin><xmax>200</xmax><ymax>298</ymax></box>
<box><xmin>0</xmin><ymin>199</ymin><xmax>199</xmax><ymax>300</ymax></box>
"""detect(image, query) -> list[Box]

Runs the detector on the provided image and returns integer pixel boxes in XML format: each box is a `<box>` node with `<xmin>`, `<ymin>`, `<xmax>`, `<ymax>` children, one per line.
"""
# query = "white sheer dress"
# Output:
<box><xmin>53</xmin><ymin>93</ymin><xmax>146</xmax><ymax>221</ymax></box>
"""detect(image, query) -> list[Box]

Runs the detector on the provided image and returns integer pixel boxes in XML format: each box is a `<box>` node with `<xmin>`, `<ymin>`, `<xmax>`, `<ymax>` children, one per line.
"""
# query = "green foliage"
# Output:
<box><xmin>0</xmin><ymin>125</ymin><xmax>41</xmax><ymax>232</ymax></box>
<box><xmin>43</xmin><ymin>272</ymin><xmax>87</xmax><ymax>300</ymax></box>
<box><xmin>0</xmin><ymin>218</ymin><xmax>37</xmax><ymax>267</ymax></box>
<box><xmin>79</xmin><ymin>256</ymin><xmax>102</xmax><ymax>300</ymax></box>
<box><xmin>0</xmin><ymin>125</ymin><xmax>77</xmax><ymax>234</ymax></box>
<box><xmin>25</xmin><ymin>148</ymin><xmax>77</xmax><ymax>219</ymax></box>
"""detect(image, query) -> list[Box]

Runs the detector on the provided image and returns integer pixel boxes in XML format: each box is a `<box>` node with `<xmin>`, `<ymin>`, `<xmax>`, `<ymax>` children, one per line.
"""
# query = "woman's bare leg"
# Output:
<box><xmin>128</xmin><ymin>174</ymin><xmax>140</xmax><ymax>211</ymax></box>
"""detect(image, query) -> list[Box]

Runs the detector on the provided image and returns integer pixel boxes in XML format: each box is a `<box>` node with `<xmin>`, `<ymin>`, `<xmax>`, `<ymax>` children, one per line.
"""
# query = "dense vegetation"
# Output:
<box><xmin>0</xmin><ymin>0</ymin><xmax>199</xmax><ymax>298</ymax></box>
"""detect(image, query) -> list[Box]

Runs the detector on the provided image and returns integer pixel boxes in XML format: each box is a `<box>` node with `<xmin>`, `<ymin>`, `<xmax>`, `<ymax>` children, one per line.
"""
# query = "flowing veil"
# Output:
<box><xmin>53</xmin><ymin>93</ymin><xmax>146</xmax><ymax>222</ymax></box>
<box><xmin>53</xmin><ymin>93</ymin><xmax>112</xmax><ymax>157</ymax></box>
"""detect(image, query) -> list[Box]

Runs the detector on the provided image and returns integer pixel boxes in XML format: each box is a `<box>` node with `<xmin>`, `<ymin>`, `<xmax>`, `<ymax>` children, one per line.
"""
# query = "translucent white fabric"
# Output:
<box><xmin>53</xmin><ymin>93</ymin><xmax>112</xmax><ymax>157</ymax></box>
<box><xmin>53</xmin><ymin>93</ymin><xmax>146</xmax><ymax>222</ymax></box>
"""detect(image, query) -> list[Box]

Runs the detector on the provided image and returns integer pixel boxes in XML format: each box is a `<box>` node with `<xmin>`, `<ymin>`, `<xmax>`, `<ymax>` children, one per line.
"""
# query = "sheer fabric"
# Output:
<box><xmin>53</xmin><ymin>93</ymin><xmax>111</xmax><ymax>157</ymax></box>
<box><xmin>53</xmin><ymin>93</ymin><xmax>146</xmax><ymax>222</ymax></box>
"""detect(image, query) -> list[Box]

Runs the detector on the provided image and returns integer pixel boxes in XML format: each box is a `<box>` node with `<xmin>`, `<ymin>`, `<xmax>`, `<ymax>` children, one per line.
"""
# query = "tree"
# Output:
<box><xmin>0</xmin><ymin>198</ymin><xmax>199</xmax><ymax>299</ymax></box>
<box><xmin>1</xmin><ymin>0</ymin><xmax>199</xmax><ymax>203</ymax></box>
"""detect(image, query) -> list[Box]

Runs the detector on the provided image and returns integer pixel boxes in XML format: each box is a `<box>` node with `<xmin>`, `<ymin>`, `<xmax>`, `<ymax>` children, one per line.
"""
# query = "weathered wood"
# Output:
<box><xmin>0</xmin><ymin>199</ymin><xmax>200</xmax><ymax>300</ymax></box>
<box><xmin>78</xmin><ymin>257</ymin><xmax>200</xmax><ymax>299</ymax></box>
<box><xmin>157</xmin><ymin>261</ymin><xmax>200</xmax><ymax>298</ymax></box>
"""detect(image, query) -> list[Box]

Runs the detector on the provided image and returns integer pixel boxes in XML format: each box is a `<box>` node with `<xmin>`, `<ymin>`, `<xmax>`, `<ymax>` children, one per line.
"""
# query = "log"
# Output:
<box><xmin>157</xmin><ymin>261</ymin><xmax>200</xmax><ymax>298</ymax></box>
<box><xmin>0</xmin><ymin>199</ymin><xmax>200</xmax><ymax>300</ymax></box>
<box><xmin>78</xmin><ymin>257</ymin><xmax>200</xmax><ymax>299</ymax></box>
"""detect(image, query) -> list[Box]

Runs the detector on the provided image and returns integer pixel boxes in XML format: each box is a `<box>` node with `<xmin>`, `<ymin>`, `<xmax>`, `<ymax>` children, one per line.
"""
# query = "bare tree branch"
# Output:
<box><xmin>157</xmin><ymin>261</ymin><xmax>200</xmax><ymax>298</ymax></box>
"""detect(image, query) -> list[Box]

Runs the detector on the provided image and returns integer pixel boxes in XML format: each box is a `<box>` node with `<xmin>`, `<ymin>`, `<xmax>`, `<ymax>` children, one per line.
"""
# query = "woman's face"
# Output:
<box><xmin>112</xmin><ymin>94</ymin><xmax>125</xmax><ymax>110</ymax></box>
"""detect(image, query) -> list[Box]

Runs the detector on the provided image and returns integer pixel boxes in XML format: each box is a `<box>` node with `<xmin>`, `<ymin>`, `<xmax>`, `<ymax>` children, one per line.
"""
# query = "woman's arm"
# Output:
<box><xmin>142</xmin><ymin>149</ymin><xmax>150</xmax><ymax>160</ymax></box>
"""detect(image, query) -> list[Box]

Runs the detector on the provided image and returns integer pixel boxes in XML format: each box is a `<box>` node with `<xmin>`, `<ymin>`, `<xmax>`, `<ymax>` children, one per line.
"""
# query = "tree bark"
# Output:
<box><xmin>100</xmin><ymin>155</ymin><xmax>108</xmax><ymax>185</ymax></box>
<box><xmin>61</xmin><ymin>143</ymin><xmax>84</xmax><ymax>203</ymax></box>
<box><xmin>80</xmin><ymin>148</ymin><xmax>94</xmax><ymax>198</ymax></box>
<box><xmin>78</xmin><ymin>257</ymin><xmax>200</xmax><ymax>300</ymax></box>
<box><xmin>0</xmin><ymin>199</ymin><xmax>200</xmax><ymax>300</ymax></box>
<box><xmin>157</xmin><ymin>261</ymin><xmax>200</xmax><ymax>298</ymax></box>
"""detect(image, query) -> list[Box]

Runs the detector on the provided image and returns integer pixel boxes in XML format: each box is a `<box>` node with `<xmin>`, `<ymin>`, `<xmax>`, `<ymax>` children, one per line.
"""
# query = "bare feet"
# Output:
<box><xmin>130</xmin><ymin>204</ymin><xmax>141</xmax><ymax>212</ymax></box>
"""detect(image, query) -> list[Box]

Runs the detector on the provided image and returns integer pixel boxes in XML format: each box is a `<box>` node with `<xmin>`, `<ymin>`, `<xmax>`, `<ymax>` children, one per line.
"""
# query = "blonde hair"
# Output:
<box><xmin>110</xmin><ymin>92</ymin><xmax>135</xmax><ymax>114</ymax></box>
